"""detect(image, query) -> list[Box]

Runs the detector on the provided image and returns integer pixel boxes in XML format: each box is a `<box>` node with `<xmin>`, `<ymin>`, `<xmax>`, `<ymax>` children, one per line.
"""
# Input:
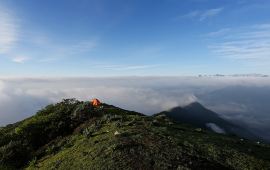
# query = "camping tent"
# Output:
<box><xmin>91</xmin><ymin>98</ymin><xmax>101</xmax><ymax>106</ymax></box>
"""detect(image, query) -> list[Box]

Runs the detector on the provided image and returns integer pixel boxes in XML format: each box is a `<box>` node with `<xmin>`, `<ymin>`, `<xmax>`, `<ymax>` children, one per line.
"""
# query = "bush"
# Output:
<box><xmin>0</xmin><ymin>98</ymin><xmax>103</xmax><ymax>168</ymax></box>
<box><xmin>13</xmin><ymin>99</ymin><xmax>83</xmax><ymax>148</ymax></box>
<box><xmin>71</xmin><ymin>102</ymin><xmax>94</xmax><ymax>122</ymax></box>
<box><xmin>0</xmin><ymin>140</ymin><xmax>32</xmax><ymax>168</ymax></box>
<box><xmin>82</xmin><ymin>120</ymin><xmax>102</xmax><ymax>138</ymax></box>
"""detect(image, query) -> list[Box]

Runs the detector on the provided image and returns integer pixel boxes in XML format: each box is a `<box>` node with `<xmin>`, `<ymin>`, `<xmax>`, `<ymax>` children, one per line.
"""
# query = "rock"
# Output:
<box><xmin>152</xmin><ymin>119</ymin><xmax>159</xmax><ymax>126</ymax></box>
<box><xmin>114</xmin><ymin>131</ymin><xmax>120</xmax><ymax>136</ymax></box>
<box><xmin>195</xmin><ymin>128</ymin><xmax>202</xmax><ymax>132</ymax></box>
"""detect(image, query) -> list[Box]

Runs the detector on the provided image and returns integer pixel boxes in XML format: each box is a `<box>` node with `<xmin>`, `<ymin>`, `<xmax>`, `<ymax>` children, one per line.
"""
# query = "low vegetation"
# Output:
<box><xmin>0</xmin><ymin>99</ymin><xmax>269</xmax><ymax>169</ymax></box>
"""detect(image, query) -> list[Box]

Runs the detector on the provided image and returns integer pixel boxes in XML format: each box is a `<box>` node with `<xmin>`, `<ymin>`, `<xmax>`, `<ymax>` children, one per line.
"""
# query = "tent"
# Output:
<box><xmin>91</xmin><ymin>98</ymin><xmax>101</xmax><ymax>106</ymax></box>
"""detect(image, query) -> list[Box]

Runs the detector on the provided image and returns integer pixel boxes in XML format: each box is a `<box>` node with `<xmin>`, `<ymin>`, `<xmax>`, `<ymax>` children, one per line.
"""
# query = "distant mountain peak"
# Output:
<box><xmin>184</xmin><ymin>101</ymin><xmax>205</xmax><ymax>109</ymax></box>
<box><xmin>160</xmin><ymin>101</ymin><xmax>258</xmax><ymax>141</ymax></box>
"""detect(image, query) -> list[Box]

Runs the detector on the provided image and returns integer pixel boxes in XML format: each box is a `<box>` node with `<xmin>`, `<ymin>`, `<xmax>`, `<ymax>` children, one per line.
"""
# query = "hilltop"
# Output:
<box><xmin>0</xmin><ymin>99</ymin><xmax>270</xmax><ymax>170</ymax></box>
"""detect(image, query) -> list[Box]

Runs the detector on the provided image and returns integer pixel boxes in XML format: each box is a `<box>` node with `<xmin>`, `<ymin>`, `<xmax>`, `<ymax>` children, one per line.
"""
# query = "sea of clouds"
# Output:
<box><xmin>0</xmin><ymin>76</ymin><xmax>270</xmax><ymax>141</ymax></box>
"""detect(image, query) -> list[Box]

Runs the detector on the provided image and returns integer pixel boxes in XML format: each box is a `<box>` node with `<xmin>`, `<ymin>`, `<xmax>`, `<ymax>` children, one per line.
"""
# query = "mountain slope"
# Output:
<box><xmin>198</xmin><ymin>85</ymin><xmax>270</xmax><ymax>142</ymax></box>
<box><xmin>159</xmin><ymin>102</ymin><xmax>258</xmax><ymax>140</ymax></box>
<box><xmin>0</xmin><ymin>99</ymin><xmax>270</xmax><ymax>170</ymax></box>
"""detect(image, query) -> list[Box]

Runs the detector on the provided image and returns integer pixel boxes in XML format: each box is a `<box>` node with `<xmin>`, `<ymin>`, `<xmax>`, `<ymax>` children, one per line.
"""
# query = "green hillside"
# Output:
<box><xmin>0</xmin><ymin>99</ymin><xmax>270</xmax><ymax>170</ymax></box>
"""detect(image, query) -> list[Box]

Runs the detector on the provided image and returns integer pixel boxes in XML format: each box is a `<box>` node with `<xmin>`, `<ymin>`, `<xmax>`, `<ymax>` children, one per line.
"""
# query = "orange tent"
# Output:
<box><xmin>91</xmin><ymin>98</ymin><xmax>101</xmax><ymax>106</ymax></box>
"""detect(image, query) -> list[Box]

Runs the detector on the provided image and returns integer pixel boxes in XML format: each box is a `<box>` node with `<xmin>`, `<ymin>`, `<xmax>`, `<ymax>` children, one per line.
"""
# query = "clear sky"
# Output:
<box><xmin>0</xmin><ymin>0</ymin><xmax>270</xmax><ymax>76</ymax></box>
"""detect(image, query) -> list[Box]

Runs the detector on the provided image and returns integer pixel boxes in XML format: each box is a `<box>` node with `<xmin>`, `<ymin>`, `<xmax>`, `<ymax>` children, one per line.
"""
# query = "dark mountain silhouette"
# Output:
<box><xmin>158</xmin><ymin>102</ymin><xmax>259</xmax><ymax>141</ymax></box>
<box><xmin>198</xmin><ymin>85</ymin><xmax>270</xmax><ymax>142</ymax></box>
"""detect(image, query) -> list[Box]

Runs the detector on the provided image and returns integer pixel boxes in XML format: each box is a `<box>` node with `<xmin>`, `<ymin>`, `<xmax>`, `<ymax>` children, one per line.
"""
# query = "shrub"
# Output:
<box><xmin>71</xmin><ymin>102</ymin><xmax>94</xmax><ymax>122</ymax></box>
<box><xmin>0</xmin><ymin>140</ymin><xmax>32</xmax><ymax>168</ymax></box>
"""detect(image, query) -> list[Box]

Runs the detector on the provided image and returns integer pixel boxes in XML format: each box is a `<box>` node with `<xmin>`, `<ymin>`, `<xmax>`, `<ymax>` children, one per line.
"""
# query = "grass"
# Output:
<box><xmin>0</xmin><ymin>99</ymin><xmax>269</xmax><ymax>169</ymax></box>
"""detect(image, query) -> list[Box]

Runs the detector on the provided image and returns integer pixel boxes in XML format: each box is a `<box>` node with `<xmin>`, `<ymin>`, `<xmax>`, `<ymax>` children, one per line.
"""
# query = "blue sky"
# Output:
<box><xmin>1</xmin><ymin>0</ymin><xmax>270</xmax><ymax>76</ymax></box>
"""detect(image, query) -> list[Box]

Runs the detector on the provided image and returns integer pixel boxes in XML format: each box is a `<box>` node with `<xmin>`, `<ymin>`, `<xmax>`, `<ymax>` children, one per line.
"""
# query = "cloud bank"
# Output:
<box><xmin>0</xmin><ymin>77</ymin><xmax>270</xmax><ymax>141</ymax></box>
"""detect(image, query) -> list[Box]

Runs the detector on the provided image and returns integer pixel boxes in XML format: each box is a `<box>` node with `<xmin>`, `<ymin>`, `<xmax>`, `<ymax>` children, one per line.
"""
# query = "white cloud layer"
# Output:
<box><xmin>0</xmin><ymin>76</ymin><xmax>270</xmax><ymax>141</ymax></box>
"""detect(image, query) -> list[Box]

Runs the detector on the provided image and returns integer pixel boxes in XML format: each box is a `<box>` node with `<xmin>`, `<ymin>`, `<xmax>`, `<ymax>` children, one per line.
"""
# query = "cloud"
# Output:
<box><xmin>207</xmin><ymin>103</ymin><xmax>248</xmax><ymax>114</ymax></box>
<box><xmin>91</xmin><ymin>64</ymin><xmax>160</xmax><ymax>71</ymax></box>
<box><xmin>0</xmin><ymin>5</ymin><xmax>31</xmax><ymax>64</ymax></box>
<box><xmin>208</xmin><ymin>24</ymin><xmax>270</xmax><ymax>67</ymax></box>
<box><xmin>206</xmin><ymin>123</ymin><xmax>226</xmax><ymax>134</ymax></box>
<box><xmin>13</xmin><ymin>38</ymin><xmax>98</xmax><ymax>64</ymax></box>
<box><xmin>70</xmin><ymin>41</ymin><xmax>97</xmax><ymax>53</ymax></box>
<box><xmin>199</xmin><ymin>85</ymin><xmax>270</xmax><ymax>141</ymax></box>
<box><xmin>177</xmin><ymin>8</ymin><xmax>223</xmax><ymax>21</ymax></box>
<box><xmin>199</xmin><ymin>8</ymin><xmax>223</xmax><ymax>21</ymax></box>
<box><xmin>12</xmin><ymin>56</ymin><xmax>30</xmax><ymax>63</ymax></box>
<box><xmin>0</xmin><ymin>4</ymin><xmax>97</xmax><ymax>64</ymax></box>
<box><xmin>0</xmin><ymin>80</ymin><xmax>51</xmax><ymax>126</ymax></box>
<box><xmin>0</xmin><ymin>77</ymin><xmax>198</xmax><ymax>125</ymax></box>
<box><xmin>182</xmin><ymin>10</ymin><xmax>200</xmax><ymax>18</ymax></box>
<box><xmin>0</xmin><ymin>6</ymin><xmax>18</xmax><ymax>54</ymax></box>
<box><xmin>0</xmin><ymin>77</ymin><xmax>270</xmax><ymax>141</ymax></box>
<box><xmin>204</xmin><ymin>28</ymin><xmax>231</xmax><ymax>37</ymax></box>
<box><xmin>16</xmin><ymin>25</ymin><xmax>99</xmax><ymax>63</ymax></box>
<box><xmin>207</xmin><ymin>24</ymin><xmax>270</xmax><ymax>64</ymax></box>
<box><xmin>53</xmin><ymin>40</ymin><xmax>98</xmax><ymax>58</ymax></box>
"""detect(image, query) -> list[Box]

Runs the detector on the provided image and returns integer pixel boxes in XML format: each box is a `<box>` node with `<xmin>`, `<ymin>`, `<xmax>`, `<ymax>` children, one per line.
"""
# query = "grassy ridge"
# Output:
<box><xmin>0</xmin><ymin>99</ymin><xmax>270</xmax><ymax>169</ymax></box>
